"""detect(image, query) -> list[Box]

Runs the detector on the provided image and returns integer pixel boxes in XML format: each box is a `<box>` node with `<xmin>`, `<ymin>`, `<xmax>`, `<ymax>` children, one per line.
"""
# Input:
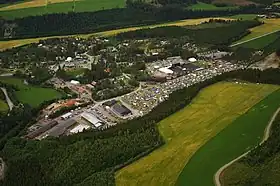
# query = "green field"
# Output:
<box><xmin>236</xmin><ymin>31</ymin><xmax>280</xmax><ymax>49</ymax></box>
<box><xmin>187</xmin><ymin>2</ymin><xmax>238</xmax><ymax>10</ymax></box>
<box><xmin>176</xmin><ymin>88</ymin><xmax>280</xmax><ymax>186</ymax></box>
<box><xmin>228</xmin><ymin>14</ymin><xmax>257</xmax><ymax>20</ymax></box>
<box><xmin>0</xmin><ymin>77</ymin><xmax>63</xmax><ymax>107</ymax></box>
<box><xmin>115</xmin><ymin>82</ymin><xmax>279</xmax><ymax>186</ymax></box>
<box><xmin>0</xmin><ymin>0</ymin><xmax>126</xmax><ymax>19</ymax></box>
<box><xmin>0</xmin><ymin>99</ymin><xmax>9</xmax><ymax>113</ymax></box>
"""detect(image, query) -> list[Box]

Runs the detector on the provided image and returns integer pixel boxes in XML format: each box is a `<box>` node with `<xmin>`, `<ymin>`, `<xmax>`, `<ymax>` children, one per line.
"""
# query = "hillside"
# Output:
<box><xmin>222</xmin><ymin>110</ymin><xmax>280</xmax><ymax>186</ymax></box>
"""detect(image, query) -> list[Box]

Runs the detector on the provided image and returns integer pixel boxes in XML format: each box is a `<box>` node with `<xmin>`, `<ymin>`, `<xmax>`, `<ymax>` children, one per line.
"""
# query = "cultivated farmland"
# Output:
<box><xmin>233</xmin><ymin>19</ymin><xmax>280</xmax><ymax>44</ymax></box>
<box><xmin>115</xmin><ymin>82</ymin><xmax>279</xmax><ymax>186</ymax></box>
<box><xmin>176</xmin><ymin>88</ymin><xmax>280</xmax><ymax>186</ymax></box>
<box><xmin>236</xmin><ymin>31</ymin><xmax>280</xmax><ymax>49</ymax></box>
<box><xmin>0</xmin><ymin>0</ymin><xmax>126</xmax><ymax>19</ymax></box>
<box><xmin>0</xmin><ymin>77</ymin><xmax>63</xmax><ymax>107</ymax></box>
<box><xmin>0</xmin><ymin>17</ymin><xmax>232</xmax><ymax>51</ymax></box>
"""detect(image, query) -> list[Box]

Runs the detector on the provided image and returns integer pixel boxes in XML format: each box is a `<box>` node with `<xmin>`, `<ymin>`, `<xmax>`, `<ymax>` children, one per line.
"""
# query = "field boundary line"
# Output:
<box><xmin>213</xmin><ymin>106</ymin><xmax>280</xmax><ymax>186</ymax></box>
<box><xmin>230</xmin><ymin>29</ymin><xmax>280</xmax><ymax>47</ymax></box>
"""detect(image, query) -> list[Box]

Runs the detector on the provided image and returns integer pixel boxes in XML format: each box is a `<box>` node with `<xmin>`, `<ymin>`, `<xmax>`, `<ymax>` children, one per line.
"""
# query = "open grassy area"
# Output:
<box><xmin>0</xmin><ymin>0</ymin><xmax>126</xmax><ymax>19</ymax></box>
<box><xmin>0</xmin><ymin>77</ymin><xmax>63</xmax><ymax>107</ymax></box>
<box><xmin>234</xmin><ymin>19</ymin><xmax>280</xmax><ymax>43</ymax></box>
<box><xmin>115</xmin><ymin>82</ymin><xmax>279</xmax><ymax>186</ymax></box>
<box><xmin>0</xmin><ymin>99</ymin><xmax>9</xmax><ymax>113</ymax></box>
<box><xmin>228</xmin><ymin>14</ymin><xmax>257</xmax><ymax>20</ymax></box>
<box><xmin>0</xmin><ymin>17</ymin><xmax>232</xmax><ymax>51</ymax></box>
<box><xmin>176</xmin><ymin>87</ymin><xmax>280</xmax><ymax>186</ymax></box>
<box><xmin>187</xmin><ymin>2</ymin><xmax>238</xmax><ymax>10</ymax></box>
<box><xmin>236</xmin><ymin>31</ymin><xmax>280</xmax><ymax>49</ymax></box>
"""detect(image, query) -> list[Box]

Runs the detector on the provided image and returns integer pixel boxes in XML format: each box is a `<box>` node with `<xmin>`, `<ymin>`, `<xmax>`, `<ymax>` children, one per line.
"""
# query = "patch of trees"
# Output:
<box><xmin>1</xmin><ymin>68</ymin><xmax>280</xmax><ymax>186</ymax></box>
<box><xmin>116</xmin><ymin>20</ymin><xmax>261</xmax><ymax>46</ymax></box>
<box><xmin>0</xmin><ymin>3</ymin><xmax>265</xmax><ymax>40</ymax></box>
<box><xmin>0</xmin><ymin>0</ymin><xmax>21</xmax><ymax>4</ymax></box>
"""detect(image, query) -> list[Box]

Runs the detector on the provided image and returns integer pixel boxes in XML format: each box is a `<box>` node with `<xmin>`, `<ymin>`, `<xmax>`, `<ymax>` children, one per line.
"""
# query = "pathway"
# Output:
<box><xmin>0</xmin><ymin>87</ymin><xmax>14</xmax><ymax>111</ymax></box>
<box><xmin>214</xmin><ymin>107</ymin><xmax>280</xmax><ymax>186</ymax></box>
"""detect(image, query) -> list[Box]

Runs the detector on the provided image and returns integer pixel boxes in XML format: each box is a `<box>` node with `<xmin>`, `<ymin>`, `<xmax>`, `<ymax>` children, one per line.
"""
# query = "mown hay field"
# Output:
<box><xmin>235</xmin><ymin>19</ymin><xmax>280</xmax><ymax>43</ymax></box>
<box><xmin>0</xmin><ymin>0</ymin><xmax>126</xmax><ymax>19</ymax></box>
<box><xmin>115</xmin><ymin>82</ymin><xmax>279</xmax><ymax>186</ymax></box>
<box><xmin>176</xmin><ymin>88</ymin><xmax>280</xmax><ymax>186</ymax></box>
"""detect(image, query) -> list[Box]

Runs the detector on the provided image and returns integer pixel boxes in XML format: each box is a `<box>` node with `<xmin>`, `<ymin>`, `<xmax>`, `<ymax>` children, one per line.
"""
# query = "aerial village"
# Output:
<box><xmin>0</xmin><ymin>36</ymin><xmax>243</xmax><ymax>140</ymax></box>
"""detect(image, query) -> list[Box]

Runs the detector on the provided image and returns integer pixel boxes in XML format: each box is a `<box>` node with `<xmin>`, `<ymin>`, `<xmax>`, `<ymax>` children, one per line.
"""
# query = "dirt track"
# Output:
<box><xmin>214</xmin><ymin>107</ymin><xmax>280</xmax><ymax>186</ymax></box>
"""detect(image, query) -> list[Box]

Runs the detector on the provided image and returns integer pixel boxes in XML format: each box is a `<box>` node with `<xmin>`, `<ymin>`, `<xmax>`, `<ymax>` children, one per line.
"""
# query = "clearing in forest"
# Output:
<box><xmin>115</xmin><ymin>82</ymin><xmax>279</xmax><ymax>186</ymax></box>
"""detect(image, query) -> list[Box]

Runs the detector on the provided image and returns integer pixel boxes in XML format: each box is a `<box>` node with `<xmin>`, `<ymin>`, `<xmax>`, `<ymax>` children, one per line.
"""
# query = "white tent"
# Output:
<box><xmin>188</xmin><ymin>57</ymin><xmax>197</xmax><ymax>62</ymax></box>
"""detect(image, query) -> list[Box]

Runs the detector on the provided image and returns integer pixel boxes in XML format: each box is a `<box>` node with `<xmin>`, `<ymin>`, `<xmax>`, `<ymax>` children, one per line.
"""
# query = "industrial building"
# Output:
<box><xmin>112</xmin><ymin>103</ymin><xmax>132</xmax><ymax>117</ymax></box>
<box><xmin>81</xmin><ymin>112</ymin><xmax>103</xmax><ymax>128</ymax></box>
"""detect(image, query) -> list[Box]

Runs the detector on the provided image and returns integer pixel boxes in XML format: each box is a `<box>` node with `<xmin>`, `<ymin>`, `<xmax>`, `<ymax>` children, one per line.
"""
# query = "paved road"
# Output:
<box><xmin>1</xmin><ymin>87</ymin><xmax>14</xmax><ymax>111</ymax></box>
<box><xmin>230</xmin><ymin>29</ymin><xmax>280</xmax><ymax>47</ymax></box>
<box><xmin>214</xmin><ymin>107</ymin><xmax>280</xmax><ymax>186</ymax></box>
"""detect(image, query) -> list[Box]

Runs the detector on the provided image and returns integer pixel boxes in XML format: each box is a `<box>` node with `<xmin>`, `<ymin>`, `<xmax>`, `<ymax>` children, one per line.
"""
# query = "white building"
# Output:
<box><xmin>81</xmin><ymin>112</ymin><xmax>103</xmax><ymax>128</ymax></box>
<box><xmin>61</xmin><ymin>112</ymin><xmax>73</xmax><ymax>120</ymax></box>
<box><xmin>70</xmin><ymin>124</ymin><xmax>90</xmax><ymax>134</ymax></box>
<box><xmin>158</xmin><ymin>67</ymin><xmax>173</xmax><ymax>74</ymax></box>
<box><xmin>70</xmin><ymin>80</ymin><xmax>80</xmax><ymax>85</ymax></box>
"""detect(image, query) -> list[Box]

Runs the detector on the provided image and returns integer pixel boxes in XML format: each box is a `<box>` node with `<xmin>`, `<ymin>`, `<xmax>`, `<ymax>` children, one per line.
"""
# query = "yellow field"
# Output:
<box><xmin>0</xmin><ymin>0</ymin><xmax>77</xmax><ymax>11</ymax></box>
<box><xmin>236</xmin><ymin>18</ymin><xmax>280</xmax><ymax>43</ymax></box>
<box><xmin>0</xmin><ymin>17</ymin><xmax>232</xmax><ymax>51</ymax></box>
<box><xmin>115</xmin><ymin>82</ymin><xmax>279</xmax><ymax>186</ymax></box>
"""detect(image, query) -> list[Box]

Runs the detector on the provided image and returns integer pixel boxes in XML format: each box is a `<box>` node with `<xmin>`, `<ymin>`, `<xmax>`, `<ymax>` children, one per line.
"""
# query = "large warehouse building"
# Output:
<box><xmin>81</xmin><ymin>112</ymin><xmax>103</xmax><ymax>128</ymax></box>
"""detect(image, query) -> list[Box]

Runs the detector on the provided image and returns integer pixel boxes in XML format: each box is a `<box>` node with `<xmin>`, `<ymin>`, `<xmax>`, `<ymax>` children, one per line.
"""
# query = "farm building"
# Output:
<box><xmin>112</xmin><ymin>103</ymin><xmax>132</xmax><ymax>117</ymax></box>
<box><xmin>81</xmin><ymin>112</ymin><xmax>103</xmax><ymax>128</ymax></box>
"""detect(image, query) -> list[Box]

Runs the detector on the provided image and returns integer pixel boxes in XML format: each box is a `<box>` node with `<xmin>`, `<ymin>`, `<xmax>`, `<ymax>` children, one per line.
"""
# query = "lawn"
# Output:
<box><xmin>233</xmin><ymin>18</ymin><xmax>280</xmax><ymax>44</ymax></box>
<box><xmin>0</xmin><ymin>0</ymin><xmax>126</xmax><ymax>19</ymax></box>
<box><xmin>176</xmin><ymin>88</ymin><xmax>280</xmax><ymax>186</ymax></box>
<box><xmin>0</xmin><ymin>77</ymin><xmax>63</xmax><ymax>107</ymax></box>
<box><xmin>115</xmin><ymin>82</ymin><xmax>279</xmax><ymax>186</ymax></box>
<box><xmin>0</xmin><ymin>99</ymin><xmax>9</xmax><ymax>113</ymax></box>
<box><xmin>187</xmin><ymin>2</ymin><xmax>238</xmax><ymax>10</ymax></box>
<box><xmin>0</xmin><ymin>17</ymin><xmax>232</xmax><ymax>51</ymax></box>
<box><xmin>236</xmin><ymin>31</ymin><xmax>280</xmax><ymax>49</ymax></box>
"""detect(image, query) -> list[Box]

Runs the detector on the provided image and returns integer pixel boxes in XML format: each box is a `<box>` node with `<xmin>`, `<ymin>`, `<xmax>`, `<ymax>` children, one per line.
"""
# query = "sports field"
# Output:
<box><xmin>0</xmin><ymin>17</ymin><xmax>232</xmax><ymax>51</ymax></box>
<box><xmin>115</xmin><ymin>82</ymin><xmax>279</xmax><ymax>186</ymax></box>
<box><xmin>187</xmin><ymin>2</ymin><xmax>238</xmax><ymax>10</ymax></box>
<box><xmin>234</xmin><ymin>19</ymin><xmax>280</xmax><ymax>44</ymax></box>
<box><xmin>176</xmin><ymin>87</ymin><xmax>280</xmax><ymax>186</ymax></box>
<box><xmin>0</xmin><ymin>77</ymin><xmax>63</xmax><ymax>107</ymax></box>
<box><xmin>0</xmin><ymin>0</ymin><xmax>126</xmax><ymax>19</ymax></box>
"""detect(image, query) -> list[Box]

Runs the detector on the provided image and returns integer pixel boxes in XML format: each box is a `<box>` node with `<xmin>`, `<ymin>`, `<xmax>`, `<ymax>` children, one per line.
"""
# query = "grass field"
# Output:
<box><xmin>228</xmin><ymin>14</ymin><xmax>257</xmax><ymax>20</ymax></box>
<box><xmin>115</xmin><ymin>82</ymin><xmax>279</xmax><ymax>186</ymax></box>
<box><xmin>187</xmin><ymin>2</ymin><xmax>238</xmax><ymax>10</ymax></box>
<box><xmin>236</xmin><ymin>31</ymin><xmax>280</xmax><ymax>49</ymax></box>
<box><xmin>176</xmin><ymin>88</ymin><xmax>280</xmax><ymax>186</ymax></box>
<box><xmin>234</xmin><ymin>19</ymin><xmax>280</xmax><ymax>44</ymax></box>
<box><xmin>0</xmin><ymin>17</ymin><xmax>232</xmax><ymax>51</ymax></box>
<box><xmin>0</xmin><ymin>0</ymin><xmax>126</xmax><ymax>19</ymax></box>
<box><xmin>0</xmin><ymin>77</ymin><xmax>63</xmax><ymax>107</ymax></box>
<box><xmin>0</xmin><ymin>99</ymin><xmax>9</xmax><ymax>113</ymax></box>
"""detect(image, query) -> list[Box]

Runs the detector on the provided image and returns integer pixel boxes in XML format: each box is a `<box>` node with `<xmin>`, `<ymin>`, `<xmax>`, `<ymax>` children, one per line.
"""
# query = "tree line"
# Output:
<box><xmin>1</xmin><ymin>68</ymin><xmax>280</xmax><ymax>186</ymax></box>
<box><xmin>0</xmin><ymin>3</ymin><xmax>266</xmax><ymax>40</ymax></box>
